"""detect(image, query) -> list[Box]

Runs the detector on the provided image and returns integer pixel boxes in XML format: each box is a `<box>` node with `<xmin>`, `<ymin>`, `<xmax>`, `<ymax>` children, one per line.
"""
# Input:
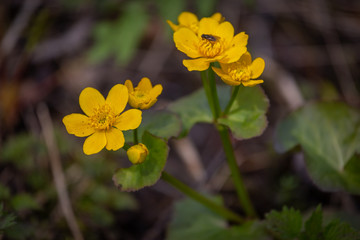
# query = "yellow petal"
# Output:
<box><xmin>219</xmin><ymin>62</ymin><xmax>231</xmax><ymax>74</ymax></box>
<box><xmin>63</xmin><ymin>113</ymin><xmax>94</xmax><ymax>137</ymax></box>
<box><xmin>183</xmin><ymin>58</ymin><xmax>210</xmax><ymax>71</ymax></box>
<box><xmin>178</xmin><ymin>12</ymin><xmax>198</xmax><ymax>27</ymax></box>
<box><xmin>150</xmin><ymin>84</ymin><xmax>163</xmax><ymax>99</ymax></box>
<box><xmin>211</xmin><ymin>66</ymin><xmax>226</xmax><ymax>78</ymax></box>
<box><xmin>105</xmin><ymin>128</ymin><xmax>125</xmax><ymax>151</ymax></box>
<box><xmin>125</xmin><ymin>80</ymin><xmax>134</xmax><ymax>93</ymax></box>
<box><xmin>215</xmin><ymin>21</ymin><xmax>234</xmax><ymax>47</ymax></box>
<box><xmin>79</xmin><ymin>87</ymin><xmax>105</xmax><ymax>116</ymax></box>
<box><xmin>198</xmin><ymin>17</ymin><xmax>219</xmax><ymax>36</ymax></box>
<box><xmin>210</xmin><ymin>13</ymin><xmax>224</xmax><ymax>23</ymax></box>
<box><xmin>239</xmin><ymin>52</ymin><xmax>252</xmax><ymax>65</ymax></box>
<box><xmin>105</xmin><ymin>84</ymin><xmax>128</xmax><ymax>115</ymax></box>
<box><xmin>231</xmin><ymin>32</ymin><xmax>248</xmax><ymax>48</ymax></box>
<box><xmin>137</xmin><ymin>77</ymin><xmax>152</xmax><ymax>91</ymax></box>
<box><xmin>242</xmin><ymin>79</ymin><xmax>264</xmax><ymax>87</ymax></box>
<box><xmin>174</xmin><ymin>28</ymin><xmax>201</xmax><ymax>58</ymax></box>
<box><xmin>115</xmin><ymin>109</ymin><xmax>142</xmax><ymax>131</ymax></box>
<box><xmin>83</xmin><ymin>131</ymin><xmax>106</xmax><ymax>155</ymax></box>
<box><xmin>212</xmin><ymin>66</ymin><xmax>239</xmax><ymax>86</ymax></box>
<box><xmin>220</xmin><ymin>44</ymin><xmax>247</xmax><ymax>63</ymax></box>
<box><xmin>166</xmin><ymin>20</ymin><xmax>179</xmax><ymax>31</ymax></box>
<box><xmin>250</xmin><ymin>57</ymin><xmax>265</xmax><ymax>79</ymax></box>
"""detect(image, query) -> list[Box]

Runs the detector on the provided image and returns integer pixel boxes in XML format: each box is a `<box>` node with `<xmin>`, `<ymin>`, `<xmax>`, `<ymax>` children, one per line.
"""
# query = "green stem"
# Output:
<box><xmin>223</xmin><ymin>86</ymin><xmax>240</xmax><ymax>116</ymax></box>
<box><xmin>216</xmin><ymin>124</ymin><xmax>257</xmax><ymax>218</ymax></box>
<box><xmin>201</xmin><ymin>71</ymin><xmax>216</xmax><ymax>119</ymax></box>
<box><xmin>133</xmin><ymin>128</ymin><xmax>139</xmax><ymax>144</ymax></box>
<box><xmin>207</xmin><ymin>65</ymin><xmax>221</xmax><ymax>119</ymax></box>
<box><xmin>161</xmin><ymin>171</ymin><xmax>244</xmax><ymax>223</ymax></box>
<box><xmin>123</xmin><ymin>143</ymin><xmax>131</xmax><ymax>151</ymax></box>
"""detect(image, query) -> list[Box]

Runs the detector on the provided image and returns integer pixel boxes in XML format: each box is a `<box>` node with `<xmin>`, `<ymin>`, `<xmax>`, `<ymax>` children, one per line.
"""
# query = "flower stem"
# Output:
<box><xmin>207</xmin><ymin>65</ymin><xmax>221</xmax><ymax>119</ymax></box>
<box><xmin>133</xmin><ymin>128</ymin><xmax>139</xmax><ymax>144</ymax></box>
<box><xmin>161</xmin><ymin>171</ymin><xmax>244</xmax><ymax>223</ymax></box>
<box><xmin>201</xmin><ymin>71</ymin><xmax>216</xmax><ymax>119</ymax></box>
<box><xmin>223</xmin><ymin>86</ymin><xmax>240</xmax><ymax>116</ymax></box>
<box><xmin>216</xmin><ymin>124</ymin><xmax>257</xmax><ymax>218</ymax></box>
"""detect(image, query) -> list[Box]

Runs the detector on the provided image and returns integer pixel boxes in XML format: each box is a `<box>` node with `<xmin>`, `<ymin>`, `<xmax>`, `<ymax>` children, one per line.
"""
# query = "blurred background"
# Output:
<box><xmin>0</xmin><ymin>0</ymin><xmax>359</xmax><ymax>239</ymax></box>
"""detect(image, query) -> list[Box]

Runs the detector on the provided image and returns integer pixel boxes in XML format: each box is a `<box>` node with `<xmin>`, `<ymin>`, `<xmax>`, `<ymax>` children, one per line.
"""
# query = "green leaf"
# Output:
<box><xmin>168</xmin><ymin>87</ymin><xmax>214</xmax><ymax>137</ymax></box>
<box><xmin>275</xmin><ymin>102</ymin><xmax>360</xmax><ymax>194</ymax></box>
<box><xmin>124</xmin><ymin>110</ymin><xmax>182</xmax><ymax>142</ymax></box>
<box><xmin>300</xmin><ymin>205</ymin><xmax>323</xmax><ymax>240</ymax></box>
<box><xmin>218</xmin><ymin>85</ymin><xmax>269</xmax><ymax>139</ymax></box>
<box><xmin>11</xmin><ymin>193</ymin><xmax>39</xmax><ymax>212</ymax></box>
<box><xmin>169</xmin><ymin>85</ymin><xmax>269</xmax><ymax>138</ymax></box>
<box><xmin>265</xmin><ymin>206</ymin><xmax>303</xmax><ymax>240</ymax></box>
<box><xmin>324</xmin><ymin>219</ymin><xmax>360</xmax><ymax>240</ymax></box>
<box><xmin>88</xmin><ymin>1</ymin><xmax>148</xmax><ymax>65</ymax></box>
<box><xmin>0</xmin><ymin>204</ymin><xmax>16</xmax><ymax>232</ymax></box>
<box><xmin>167</xmin><ymin>196</ymin><xmax>266</xmax><ymax>240</ymax></box>
<box><xmin>1</xmin><ymin>133</ymin><xmax>42</xmax><ymax>170</ymax></box>
<box><xmin>113</xmin><ymin>132</ymin><xmax>169</xmax><ymax>191</ymax></box>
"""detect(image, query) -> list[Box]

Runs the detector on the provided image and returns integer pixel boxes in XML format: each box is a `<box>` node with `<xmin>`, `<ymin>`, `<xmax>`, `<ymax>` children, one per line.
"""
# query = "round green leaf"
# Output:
<box><xmin>218</xmin><ymin>85</ymin><xmax>269</xmax><ymax>139</ymax></box>
<box><xmin>113</xmin><ymin>131</ymin><xmax>169</xmax><ymax>191</ymax></box>
<box><xmin>275</xmin><ymin>102</ymin><xmax>360</xmax><ymax>194</ymax></box>
<box><xmin>124</xmin><ymin>110</ymin><xmax>182</xmax><ymax>142</ymax></box>
<box><xmin>169</xmin><ymin>85</ymin><xmax>269</xmax><ymax>139</ymax></box>
<box><xmin>168</xmin><ymin>87</ymin><xmax>214</xmax><ymax>137</ymax></box>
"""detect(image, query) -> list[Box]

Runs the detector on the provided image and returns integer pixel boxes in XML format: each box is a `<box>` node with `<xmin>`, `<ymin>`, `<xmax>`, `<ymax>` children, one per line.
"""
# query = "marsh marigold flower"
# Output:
<box><xmin>62</xmin><ymin>84</ymin><xmax>142</xmax><ymax>155</ymax></box>
<box><xmin>167</xmin><ymin>12</ymin><xmax>224</xmax><ymax>33</ymax></box>
<box><xmin>212</xmin><ymin>52</ymin><xmax>265</xmax><ymax>86</ymax></box>
<box><xmin>172</xmin><ymin>16</ymin><xmax>248</xmax><ymax>71</ymax></box>
<box><xmin>127</xmin><ymin>143</ymin><xmax>149</xmax><ymax>164</ymax></box>
<box><xmin>125</xmin><ymin>77</ymin><xmax>162</xmax><ymax>110</ymax></box>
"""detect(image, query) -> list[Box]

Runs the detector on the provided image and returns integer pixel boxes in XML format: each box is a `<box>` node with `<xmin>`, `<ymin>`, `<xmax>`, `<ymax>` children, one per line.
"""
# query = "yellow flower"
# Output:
<box><xmin>124</xmin><ymin>77</ymin><xmax>163</xmax><ymax>110</ymax></box>
<box><xmin>127</xmin><ymin>143</ymin><xmax>149</xmax><ymax>164</ymax></box>
<box><xmin>62</xmin><ymin>84</ymin><xmax>142</xmax><ymax>155</ymax></box>
<box><xmin>173</xmin><ymin>17</ymin><xmax>248</xmax><ymax>71</ymax></box>
<box><xmin>212</xmin><ymin>52</ymin><xmax>265</xmax><ymax>86</ymax></box>
<box><xmin>167</xmin><ymin>12</ymin><xmax>224</xmax><ymax>33</ymax></box>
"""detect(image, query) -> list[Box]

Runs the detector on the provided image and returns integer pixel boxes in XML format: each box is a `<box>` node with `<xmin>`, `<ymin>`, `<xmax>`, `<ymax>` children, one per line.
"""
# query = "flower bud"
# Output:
<box><xmin>127</xmin><ymin>143</ymin><xmax>149</xmax><ymax>164</ymax></box>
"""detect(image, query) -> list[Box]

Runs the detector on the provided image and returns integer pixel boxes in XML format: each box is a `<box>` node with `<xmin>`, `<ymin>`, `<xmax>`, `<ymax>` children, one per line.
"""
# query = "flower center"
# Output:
<box><xmin>132</xmin><ymin>90</ymin><xmax>152</xmax><ymax>104</ymax></box>
<box><xmin>88</xmin><ymin>104</ymin><xmax>116</xmax><ymax>130</ymax></box>
<box><xmin>199</xmin><ymin>34</ymin><xmax>223</xmax><ymax>58</ymax></box>
<box><xmin>228</xmin><ymin>62</ymin><xmax>251</xmax><ymax>82</ymax></box>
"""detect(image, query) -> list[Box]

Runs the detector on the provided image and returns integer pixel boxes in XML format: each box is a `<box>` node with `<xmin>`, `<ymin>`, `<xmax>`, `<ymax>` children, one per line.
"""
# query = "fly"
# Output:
<box><xmin>201</xmin><ymin>34</ymin><xmax>217</xmax><ymax>41</ymax></box>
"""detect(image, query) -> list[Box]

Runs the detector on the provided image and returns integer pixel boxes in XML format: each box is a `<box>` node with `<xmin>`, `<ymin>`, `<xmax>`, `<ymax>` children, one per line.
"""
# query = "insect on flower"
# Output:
<box><xmin>201</xmin><ymin>34</ymin><xmax>218</xmax><ymax>42</ymax></box>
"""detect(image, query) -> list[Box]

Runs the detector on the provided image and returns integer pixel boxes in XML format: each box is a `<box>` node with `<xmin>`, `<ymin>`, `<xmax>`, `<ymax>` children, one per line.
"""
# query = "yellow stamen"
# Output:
<box><xmin>228</xmin><ymin>62</ymin><xmax>251</xmax><ymax>82</ymax></box>
<box><xmin>132</xmin><ymin>90</ymin><xmax>152</xmax><ymax>104</ymax></box>
<box><xmin>88</xmin><ymin>104</ymin><xmax>116</xmax><ymax>130</ymax></box>
<box><xmin>199</xmin><ymin>35</ymin><xmax>223</xmax><ymax>58</ymax></box>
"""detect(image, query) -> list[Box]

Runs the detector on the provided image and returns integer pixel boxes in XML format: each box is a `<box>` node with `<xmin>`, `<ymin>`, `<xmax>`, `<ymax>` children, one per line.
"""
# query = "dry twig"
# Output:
<box><xmin>37</xmin><ymin>103</ymin><xmax>84</xmax><ymax>240</ymax></box>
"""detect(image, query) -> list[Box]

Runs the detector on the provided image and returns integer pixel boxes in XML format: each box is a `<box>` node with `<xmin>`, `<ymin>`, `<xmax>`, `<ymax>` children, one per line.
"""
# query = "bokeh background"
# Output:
<box><xmin>0</xmin><ymin>0</ymin><xmax>359</xmax><ymax>239</ymax></box>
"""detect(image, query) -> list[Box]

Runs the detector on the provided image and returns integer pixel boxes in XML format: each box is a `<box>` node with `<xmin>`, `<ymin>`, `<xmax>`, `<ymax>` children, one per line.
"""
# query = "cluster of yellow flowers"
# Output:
<box><xmin>63</xmin><ymin>11</ymin><xmax>265</xmax><ymax>163</ymax></box>
<box><xmin>63</xmin><ymin>78</ymin><xmax>162</xmax><ymax>163</ymax></box>
<box><xmin>168</xmin><ymin>12</ymin><xmax>265</xmax><ymax>86</ymax></box>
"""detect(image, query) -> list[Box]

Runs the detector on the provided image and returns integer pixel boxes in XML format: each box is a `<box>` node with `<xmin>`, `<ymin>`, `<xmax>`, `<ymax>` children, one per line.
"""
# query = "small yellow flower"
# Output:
<box><xmin>124</xmin><ymin>77</ymin><xmax>163</xmax><ymax>110</ymax></box>
<box><xmin>127</xmin><ymin>143</ymin><xmax>149</xmax><ymax>164</ymax></box>
<box><xmin>167</xmin><ymin>12</ymin><xmax>224</xmax><ymax>33</ymax></box>
<box><xmin>212</xmin><ymin>52</ymin><xmax>265</xmax><ymax>86</ymax></box>
<box><xmin>173</xmin><ymin>17</ymin><xmax>248</xmax><ymax>71</ymax></box>
<box><xmin>62</xmin><ymin>84</ymin><xmax>142</xmax><ymax>155</ymax></box>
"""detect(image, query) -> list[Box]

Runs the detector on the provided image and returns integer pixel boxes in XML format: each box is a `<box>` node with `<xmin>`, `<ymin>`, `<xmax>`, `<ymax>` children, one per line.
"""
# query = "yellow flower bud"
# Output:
<box><xmin>124</xmin><ymin>77</ymin><xmax>163</xmax><ymax>110</ymax></box>
<box><xmin>127</xmin><ymin>143</ymin><xmax>149</xmax><ymax>164</ymax></box>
